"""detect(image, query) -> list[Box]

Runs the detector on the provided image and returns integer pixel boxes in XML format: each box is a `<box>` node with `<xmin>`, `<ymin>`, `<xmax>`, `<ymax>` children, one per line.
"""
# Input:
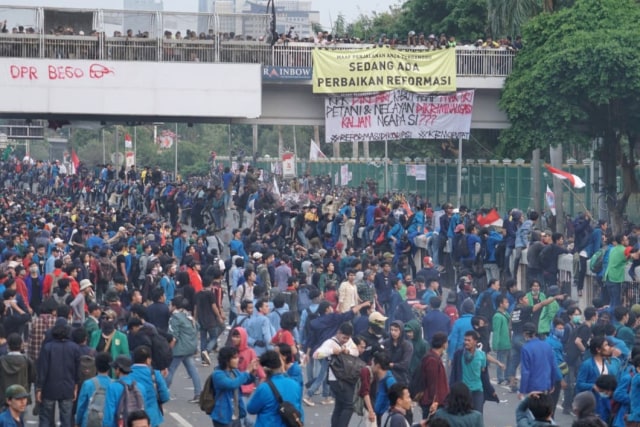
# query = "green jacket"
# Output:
<box><xmin>604</xmin><ymin>244</ymin><xmax>627</xmax><ymax>284</ymax></box>
<box><xmin>491</xmin><ymin>310</ymin><xmax>512</xmax><ymax>351</ymax></box>
<box><xmin>169</xmin><ymin>309</ymin><xmax>198</xmax><ymax>356</ymax></box>
<box><xmin>538</xmin><ymin>300</ymin><xmax>559</xmax><ymax>335</ymax></box>
<box><xmin>83</xmin><ymin>317</ymin><xmax>100</xmax><ymax>337</ymax></box>
<box><xmin>89</xmin><ymin>329</ymin><xmax>130</xmax><ymax>361</ymax></box>
<box><xmin>405</xmin><ymin>319</ymin><xmax>429</xmax><ymax>375</ymax></box>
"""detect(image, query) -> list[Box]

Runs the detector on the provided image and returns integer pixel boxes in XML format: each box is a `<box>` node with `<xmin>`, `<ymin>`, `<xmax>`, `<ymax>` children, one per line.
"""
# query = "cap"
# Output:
<box><xmin>369</xmin><ymin>311</ymin><xmax>388</xmax><ymax>326</ymax></box>
<box><xmin>454</xmin><ymin>224</ymin><xmax>465</xmax><ymax>233</ymax></box>
<box><xmin>423</xmin><ymin>256</ymin><xmax>433</xmax><ymax>267</ymax></box>
<box><xmin>383</xmin><ymin>252</ymin><xmax>393</xmax><ymax>259</ymax></box>
<box><xmin>79</xmin><ymin>279</ymin><xmax>93</xmax><ymax>291</ymax></box>
<box><xmin>406</xmin><ymin>286</ymin><xmax>417</xmax><ymax>300</ymax></box>
<box><xmin>5</xmin><ymin>384</ymin><xmax>29</xmax><ymax>400</ymax></box>
<box><xmin>53</xmin><ymin>237</ymin><xmax>64</xmax><ymax>244</ymax></box>
<box><xmin>111</xmin><ymin>355</ymin><xmax>133</xmax><ymax>373</ymax></box>
<box><xmin>252</xmin><ymin>252</ymin><xmax>263</xmax><ymax>260</ymax></box>
<box><xmin>547</xmin><ymin>285</ymin><xmax>560</xmax><ymax>296</ymax></box>
<box><xmin>523</xmin><ymin>322</ymin><xmax>537</xmax><ymax>335</ymax></box>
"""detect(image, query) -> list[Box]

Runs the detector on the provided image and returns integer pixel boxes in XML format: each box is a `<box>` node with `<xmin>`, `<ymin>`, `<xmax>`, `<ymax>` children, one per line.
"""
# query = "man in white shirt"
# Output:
<box><xmin>337</xmin><ymin>269</ymin><xmax>360</xmax><ymax>313</ymax></box>
<box><xmin>313</xmin><ymin>322</ymin><xmax>360</xmax><ymax>427</ymax></box>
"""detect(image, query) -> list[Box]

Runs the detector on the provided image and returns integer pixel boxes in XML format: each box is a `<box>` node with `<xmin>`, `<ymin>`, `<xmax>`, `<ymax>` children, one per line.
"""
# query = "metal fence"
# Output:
<box><xmin>0</xmin><ymin>6</ymin><xmax>515</xmax><ymax>76</ymax></box>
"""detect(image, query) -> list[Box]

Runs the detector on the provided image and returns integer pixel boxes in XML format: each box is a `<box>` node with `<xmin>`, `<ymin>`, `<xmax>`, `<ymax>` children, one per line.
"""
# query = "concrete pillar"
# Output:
<box><xmin>252</xmin><ymin>124</ymin><xmax>258</xmax><ymax>156</ymax></box>
<box><xmin>352</xmin><ymin>140</ymin><xmax>358</xmax><ymax>159</ymax></box>
<box><xmin>363</xmin><ymin>140</ymin><xmax>370</xmax><ymax>159</ymax></box>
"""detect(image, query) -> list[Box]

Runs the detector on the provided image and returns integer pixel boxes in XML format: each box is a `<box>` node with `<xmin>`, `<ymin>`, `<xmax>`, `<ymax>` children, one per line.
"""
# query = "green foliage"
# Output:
<box><xmin>500</xmin><ymin>0</ymin><xmax>640</xmax><ymax>228</ymax></box>
<box><xmin>487</xmin><ymin>0</ymin><xmax>540</xmax><ymax>38</ymax></box>
<box><xmin>401</xmin><ymin>0</ymin><xmax>488</xmax><ymax>42</ymax></box>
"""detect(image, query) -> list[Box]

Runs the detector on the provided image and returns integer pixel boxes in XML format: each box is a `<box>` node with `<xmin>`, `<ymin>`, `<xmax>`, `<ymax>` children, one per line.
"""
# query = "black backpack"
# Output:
<box><xmin>454</xmin><ymin>234</ymin><xmax>470</xmax><ymax>259</ymax></box>
<box><xmin>266</xmin><ymin>380</ymin><xmax>304</xmax><ymax>427</ymax></box>
<box><xmin>303</xmin><ymin>307</ymin><xmax>321</xmax><ymax>350</ymax></box>
<box><xmin>329</xmin><ymin>351</ymin><xmax>367</xmax><ymax>384</ymax></box>
<box><xmin>476</xmin><ymin>290</ymin><xmax>495</xmax><ymax>321</ymax></box>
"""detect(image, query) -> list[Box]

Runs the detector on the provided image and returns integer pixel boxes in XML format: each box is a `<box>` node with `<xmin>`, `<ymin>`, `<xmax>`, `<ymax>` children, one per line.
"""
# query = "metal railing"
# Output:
<box><xmin>0</xmin><ymin>6</ymin><xmax>514</xmax><ymax>76</ymax></box>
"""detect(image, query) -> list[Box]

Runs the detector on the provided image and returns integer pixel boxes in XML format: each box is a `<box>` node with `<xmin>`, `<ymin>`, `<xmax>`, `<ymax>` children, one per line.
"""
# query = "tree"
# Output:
<box><xmin>400</xmin><ymin>0</ymin><xmax>487</xmax><ymax>43</ymax></box>
<box><xmin>486</xmin><ymin>0</ymin><xmax>540</xmax><ymax>38</ymax></box>
<box><xmin>499</xmin><ymin>0</ymin><xmax>640</xmax><ymax>232</ymax></box>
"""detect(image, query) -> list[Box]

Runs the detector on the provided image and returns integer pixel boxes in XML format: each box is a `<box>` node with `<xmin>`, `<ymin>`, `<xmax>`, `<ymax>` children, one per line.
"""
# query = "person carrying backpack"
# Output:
<box><xmin>102</xmin><ymin>355</ymin><xmax>147</xmax><ymax>427</ymax></box>
<box><xmin>75</xmin><ymin>352</ymin><xmax>113</xmax><ymax>427</ymax></box>
<box><xmin>129</xmin><ymin>346</ymin><xmax>170</xmax><ymax>427</ymax></box>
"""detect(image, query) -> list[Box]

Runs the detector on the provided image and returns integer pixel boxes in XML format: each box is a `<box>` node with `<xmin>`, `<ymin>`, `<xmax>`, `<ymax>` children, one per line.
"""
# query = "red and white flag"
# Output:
<box><xmin>476</xmin><ymin>208</ymin><xmax>501</xmax><ymax>227</ymax></box>
<box><xmin>546</xmin><ymin>185</ymin><xmax>557</xmax><ymax>216</ymax></box>
<box><xmin>70</xmin><ymin>148</ymin><xmax>80</xmax><ymax>175</ymax></box>
<box><xmin>309</xmin><ymin>139</ymin><xmax>327</xmax><ymax>161</ymax></box>
<box><xmin>124</xmin><ymin>133</ymin><xmax>132</xmax><ymax>149</ymax></box>
<box><xmin>545</xmin><ymin>164</ymin><xmax>586</xmax><ymax>189</ymax></box>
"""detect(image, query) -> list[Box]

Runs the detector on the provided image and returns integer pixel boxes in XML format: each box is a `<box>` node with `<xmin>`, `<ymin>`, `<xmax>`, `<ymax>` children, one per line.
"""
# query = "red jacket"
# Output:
<box><xmin>419</xmin><ymin>349</ymin><xmax>449</xmax><ymax>407</ymax></box>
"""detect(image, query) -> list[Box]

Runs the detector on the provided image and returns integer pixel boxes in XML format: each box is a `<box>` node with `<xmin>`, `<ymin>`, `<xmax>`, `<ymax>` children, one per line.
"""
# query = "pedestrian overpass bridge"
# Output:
<box><xmin>0</xmin><ymin>7</ymin><xmax>512</xmax><ymax>129</ymax></box>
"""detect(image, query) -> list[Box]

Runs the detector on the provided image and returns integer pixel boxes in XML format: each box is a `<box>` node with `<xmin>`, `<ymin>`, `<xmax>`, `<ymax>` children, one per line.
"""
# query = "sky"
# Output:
<box><xmin>3</xmin><ymin>0</ymin><xmax>400</xmax><ymax>30</ymax></box>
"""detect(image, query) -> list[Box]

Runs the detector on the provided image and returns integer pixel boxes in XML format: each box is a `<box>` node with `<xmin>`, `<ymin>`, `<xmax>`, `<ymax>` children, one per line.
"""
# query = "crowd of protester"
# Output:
<box><xmin>1</xmin><ymin>151</ymin><xmax>639</xmax><ymax>427</ymax></box>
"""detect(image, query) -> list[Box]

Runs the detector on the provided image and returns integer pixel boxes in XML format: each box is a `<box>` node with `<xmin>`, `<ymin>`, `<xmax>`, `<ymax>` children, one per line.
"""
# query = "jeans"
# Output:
<box><xmin>214</xmin><ymin>420</ymin><xmax>242</xmax><ymax>427</ymax></box>
<box><xmin>429</xmin><ymin>234</ymin><xmax>443</xmax><ymax>267</ymax></box>
<box><xmin>470</xmin><ymin>390</ymin><xmax>484</xmax><ymax>413</ymax></box>
<box><xmin>576</xmin><ymin>256</ymin><xmax>588</xmax><ymax>291</ymax></box>
<box><xmin>329</xmin><ymin>380</ymin><xmax>355</xmax><ymax>427</ymax></box>
<box><xmin>484</xmin><ymin>263</ymin><xmax>500</xmax><ymax>282</ymax></box>
<box><xmin>39</xmin><ymin>398</ymin><xmax>73</xmax><ymax>427</ymax></box>
<box><xmin>506</xmin><ymin>333</ymin><xmax>525</xmax><ymax>381</ymax></box>
<box><xmin>504</xmin><ymin>246</ymin><xmax>514</xmax><ymax>277</ymax></box>
<box><xmin>166</xmin><ymin>354</ymin><xmax>202</xmax><ymax>396</ymax></box>
<box><xmin>306</xmin><ymin>358</ymin><xmax>330</xmax><ymax>398</ymax></box>
<box><xmin>201</xmin><ymin>325</ymin><xmax>223</xmax><ymax>353</ymax></box>
<box><xmin>495</xmin><ymin>350</ymin><xmax>510</xmax><ymax>383</ymax></box>
<box><xmin>606</xmin><ymin>281</ymin><xmax>621</xmax><ymax>309</ymax></box>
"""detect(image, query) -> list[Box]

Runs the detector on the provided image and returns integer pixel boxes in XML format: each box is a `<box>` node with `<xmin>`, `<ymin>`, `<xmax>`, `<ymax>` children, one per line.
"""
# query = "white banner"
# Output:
<box><xmin>282</xmin><ymin>152</ymin><xmax>296</xmax><ymax>179</ymax></box>
<box><xmin>415</xmin><ymin>164</ymin><xmax>426</xmax><ymax>181</ymax></box>
<box><xmin>325</xmin><ymin>90</ymin><xmax>474</xmax><ymax>143</ymax></box>
<box><xmin>341</xmin><ymin>164</ymin><xmax>350</xmax><ymax>186</ymax></box>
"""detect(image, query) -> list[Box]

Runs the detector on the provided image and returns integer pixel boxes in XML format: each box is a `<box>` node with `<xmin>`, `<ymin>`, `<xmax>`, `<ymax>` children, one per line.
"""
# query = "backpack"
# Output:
<box><xmin>99</xmin><ymin>257</ymin><xmax>115</xmax><ymax>284</ymax></box>
<box><xmin>476</xmin><ymin>290</ymin><xmax>495</xmax><ymax>321</ymax></box>
<box><xmin>589</xmin><ymin>248</ymin><xmax>605</xmax><ymax>273</ymax></box>
<box><xmin>199</xmin><ymin>373</ymin><xmax>216</xmax><ymax>415</ymax></box>
<box><xmin>353</xmin><ymin>366</ymin><xmax>372</xmax><ymax>416</ymax></box>
<box><xmin>78</xmin><ymin>354</ymin><xmax>97</xmax><ymax>385</ymax></box>
<box><xmin>266</xmin><ymin>379</ymin><xmax>304</xmax><ymax>427</ymax></box>
<box><xmin>46</xmin><ymin>271</ymin><xmax>64</xmax><ymax>297</ymax></box>
<box><xmin>86</xmin><ymin>377</ymin><xmax>107</xmax><ymax>427</ymax></box>
<box><xmin>115</xmin><ymin>380</ymin><xmax>145</xmax><ymax>427</ymax></box>
<box><xmin>454</xmin><ymin>234</ymin><xmax>470</xmax><ymax>259</ymax></box>
<box><xmin>150</xmin><ymin>333</ymin><xmax>173</xmax><ymax>371</ymax></box>
<box><xmin>329</xmin><ymin>347</ymin><xmax>367</xmax><ymax>384</ymax></box>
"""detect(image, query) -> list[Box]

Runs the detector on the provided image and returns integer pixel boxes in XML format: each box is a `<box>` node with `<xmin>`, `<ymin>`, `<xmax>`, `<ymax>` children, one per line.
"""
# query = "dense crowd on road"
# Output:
<box><xmin>1</xmin><ymin>153</ymin><xmax>640</xmax><ymax>427</ymax></box>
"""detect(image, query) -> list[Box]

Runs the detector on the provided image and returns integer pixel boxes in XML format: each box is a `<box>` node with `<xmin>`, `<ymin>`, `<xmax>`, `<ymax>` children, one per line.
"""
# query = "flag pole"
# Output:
<box><xmin>557</xmin><ymin>179</ymin><xmax>589</xmax><ymax>213</ymax></box>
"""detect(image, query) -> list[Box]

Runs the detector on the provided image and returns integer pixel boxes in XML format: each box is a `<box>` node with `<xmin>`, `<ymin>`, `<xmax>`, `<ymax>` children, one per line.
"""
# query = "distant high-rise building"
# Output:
<box><xmin>122</xmin><ymin>0</ymin><xmax>163</xmax><ymax>36</ymax></box>
<box><xmin>245</xmin><ymin>1</ymin><xmax>317</xmax><ymax>39</ymax></box>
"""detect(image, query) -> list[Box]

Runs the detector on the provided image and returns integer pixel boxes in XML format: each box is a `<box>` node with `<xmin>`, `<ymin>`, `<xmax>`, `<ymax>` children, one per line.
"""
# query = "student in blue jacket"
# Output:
<box><xmin>211</xmin><ymin>346</ymin><xmax>258</xmax><ymax>427</ymax></box>
<box><xmin>75</xmin><ymin>352</ymin><xmax>113</xmax><ymax>427</ymax></box>
<box><xmin>129</xmin><ymin>346</ymin><xmax>170</xmax><ymax>427</ymax></box>
<box><xmin>247</xmin><ymin>350</ymin><xmax>303</xmax><ymax>427</ymax></box>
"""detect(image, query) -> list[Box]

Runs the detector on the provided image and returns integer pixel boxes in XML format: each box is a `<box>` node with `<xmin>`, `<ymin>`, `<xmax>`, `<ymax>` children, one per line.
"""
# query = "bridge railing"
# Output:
<box><xmin>0</xmin><ymin>33</ymin><xmax>515</xmax><ymax>76</ymax></box>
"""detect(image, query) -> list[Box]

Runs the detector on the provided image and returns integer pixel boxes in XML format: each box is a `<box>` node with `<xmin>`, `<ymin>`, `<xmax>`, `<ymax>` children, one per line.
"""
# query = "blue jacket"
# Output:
<box><xmin>627</xmin><ymin>373</ymin><xmax>640</xmax><ymax>422</ymax></box>
<box><xmin>37</xmin><ymin>337</ymin><xmax>81</xmax><ymax>400</ymax></box>
<box><xmin>613</xmin><ymin>366</ymin><xmax>635</xmax><ymax>427</ymax></box>
<box><xmin>247</xmin><ymin>373</ymin><xmax>303</xmax><ymax>427</ymax></box>
<box><xmin>545</xmin><ymin>334</ymin><xmax>565</xmax><ymax>381</ymax></box>
<box><xmin>211</xmin><ymin>368</ymin><xmax>254</xmax><ymax>424</ymax></box>
<box><xmin>129</xmin><ymin>365</ymin><xmax>170</xmax><ymax>427</ymax></box>
<box><xmin>422</xmin><ymin>309</ymin><xmax>451</xmax><ymax>343</ymax></box>
<box><xmin>230</xmin><ymin>239</ymin><xmax>248</xmax><ymax>261</ymax></box>
<box><xmin>102</xmin><ymin>375</ymin><xmax>148</xmax><ymax>427</ymax></box>
<box><xmin>374</xmin><ymin>371</ymin><xmax>397</xmax><ymax>415</ymax></box>
<box><xmin>75</xmin><ymin>374</ymin><xmax>113</xmax><ymax>427</ymax></box>
<box><xmin>587</xmin><ymin>228</ymin><xmax>603</xmax><ymax>258</ymax></box>
<box><xmin>287</xmin><ymin>362</ymin><xmax>304</xmax><ymax>388</ymax></box>
<box><xmin>173</xmin><ymin>237</ymin><xmax>186</xmax><ymax>261</ymax></box>
<box><xmin>577</xmin><ymin>357</ymin><xmax>620</xmax><ymax>393</ymax></box>
<box><xmin>520</xmin><ymin>338</ymin><xmax>560</xmax><ymax>394</ymax></box>
<box><xmin>515</xmin><ymin>219</ymin><xmax>534</xmax><ymax>249</ymax></box>
<box><xmin>448</xmin><ymin>314</ymin><xmax>473</xmax><ymax>359</ymax></box>
<box><xmin>484</xmin><ymin>230</ymin><xmax>503</xmax><ymax>263</ymax></box>
<box><xmin>0</xmin><ymin>409</ymin><xmax>24</xmax><ymax>427</ymax></box>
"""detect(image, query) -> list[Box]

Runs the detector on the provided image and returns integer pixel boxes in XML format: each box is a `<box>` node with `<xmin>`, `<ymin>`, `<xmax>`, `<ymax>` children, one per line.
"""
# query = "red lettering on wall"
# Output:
<box><xmin>9</xmin><ymin>65</ymin><xmax>38</xmax><ymax>80</ymax></box>
<box><xmin>48</xmin><ymin>65</ymin><xmax>85</xmax><ymax>80</ymax></box>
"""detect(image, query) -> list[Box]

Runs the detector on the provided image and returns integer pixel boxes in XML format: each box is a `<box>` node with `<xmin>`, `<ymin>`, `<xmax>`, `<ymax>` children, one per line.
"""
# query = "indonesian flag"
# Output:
<box><xmin>477</xmin><ymin>208</ymin><xmax>501</xmax><ymax>227</ymax></box>
<box><xmin>70</xmin><ymin>148</ymin><xmax>80</xmax><ymax>175</ymax></box>
<box><xmin>309</xmin><ymin>139</ymin><xmax>327</xmax><ymax>161</ymax></box>
<box><xmin>124</xmin><ymin>133</ymin><xmax>132</xmax><ymax>149</ymax></box>
<box><xmin>546</xmin><ymin>185</ymin><xmax>557</xmax><ymax>216</ymax></box>
<box><xmin>545</xmin><ymin>164</ymin><xmax>586</xmax><ymax>188</ymax></box>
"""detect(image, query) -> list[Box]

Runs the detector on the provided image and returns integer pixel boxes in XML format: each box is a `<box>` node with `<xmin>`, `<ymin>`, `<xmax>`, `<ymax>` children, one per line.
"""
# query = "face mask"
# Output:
<box><xmin>532</xmin><ymin>290</ymin><xmax>539</xmax><ymax>296</ymax></box>
<box><xmin>553</xmin><ymin>328</ymin><xmax>564</xmax><ymax>339</ymax></box>
<box><xmin>598</xmin><ymin>392</ymin><xmax>610</xmax><ymax>399</ymax></box>
<box><xmin>573</xmin><ymin>315</ymin><xmax>582</xmax><ymax>324</ymax></box>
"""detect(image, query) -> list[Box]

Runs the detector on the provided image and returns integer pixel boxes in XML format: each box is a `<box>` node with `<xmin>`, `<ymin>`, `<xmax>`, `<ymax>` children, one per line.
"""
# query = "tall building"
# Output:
<box><xmin>246</xmin><ymin>1</ymin><xmax>317</xmax><ymax>39</ymax></box>
<box><xmin>121</xmin><ymin>0</ymin><xmax>163</xmax><ymax>35</ymax></box>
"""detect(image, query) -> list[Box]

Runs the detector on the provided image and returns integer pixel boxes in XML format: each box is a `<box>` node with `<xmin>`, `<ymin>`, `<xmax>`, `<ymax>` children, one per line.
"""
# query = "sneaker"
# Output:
<box><xmin>321</xmin><ymin>397</ymin><xmax>335</xmax><ymax>405</ymax></box>
<box><xmin>302</xmin><ymin>397</ymin><xmax>315</xmax><ymax>407</ymax></box>
<box><xmin>201</xmin><ymin>350</ymin><xmax>211</xmax><ymax>365</ymax></box>
<box><xmin>188</xmin><ymin>395</ymin><xmax>200</xmax><ymax>404</ymax></box>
